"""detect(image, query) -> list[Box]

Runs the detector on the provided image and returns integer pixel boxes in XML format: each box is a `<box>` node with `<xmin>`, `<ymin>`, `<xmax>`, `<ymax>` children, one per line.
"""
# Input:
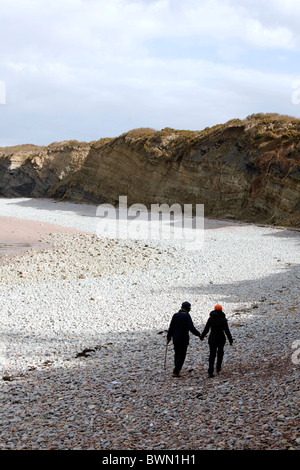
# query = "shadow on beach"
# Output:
<box><xmin>2</xmin><ymin>196</ymin><xmax>252</xmax><ymax>230</ymax></box>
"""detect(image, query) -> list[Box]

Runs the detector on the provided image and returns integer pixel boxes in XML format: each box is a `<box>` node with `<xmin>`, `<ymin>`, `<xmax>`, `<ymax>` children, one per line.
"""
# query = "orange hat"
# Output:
<box><xmin>214</xmin><ymin>304</ymin><xmax>223</xmax><ymax>311</ymax></box>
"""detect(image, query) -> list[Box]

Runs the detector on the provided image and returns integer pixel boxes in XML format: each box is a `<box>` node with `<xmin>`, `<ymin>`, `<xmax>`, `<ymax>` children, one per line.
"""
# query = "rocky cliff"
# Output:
<box><xmin>1</xmin><ymin>113</ymin><xmax>299</xmax><ymax>227</ymax></box>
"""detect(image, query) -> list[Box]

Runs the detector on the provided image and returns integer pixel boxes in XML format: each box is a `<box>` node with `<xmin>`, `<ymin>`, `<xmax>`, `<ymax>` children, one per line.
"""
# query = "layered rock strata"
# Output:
<box><xmin>0</xmin><ymin>114</ymin><xmax>299</xmax><ymax>227</ymax></box>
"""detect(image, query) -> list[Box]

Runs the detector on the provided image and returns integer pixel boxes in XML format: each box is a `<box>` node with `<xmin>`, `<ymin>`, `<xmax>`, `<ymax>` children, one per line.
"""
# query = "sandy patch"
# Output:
<box><xmin>0</xmin><ymin>216</ymin><xmax>84</xmax><ymax>257</ymax></box>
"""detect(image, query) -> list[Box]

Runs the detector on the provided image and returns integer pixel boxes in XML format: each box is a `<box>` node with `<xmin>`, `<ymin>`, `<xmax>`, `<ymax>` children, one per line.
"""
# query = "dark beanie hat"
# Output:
<box><xmin>181</xmin><ymin>301</ymin><xmax>191</xmax><ymax>311</ymax></box>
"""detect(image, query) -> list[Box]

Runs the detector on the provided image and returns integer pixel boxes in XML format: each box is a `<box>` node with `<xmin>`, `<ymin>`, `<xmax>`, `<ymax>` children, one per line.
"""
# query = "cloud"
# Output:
<box><xmin>0</xmin><ymin>0</ymin><xmax>300</xmax><ymax>145</ymax></box>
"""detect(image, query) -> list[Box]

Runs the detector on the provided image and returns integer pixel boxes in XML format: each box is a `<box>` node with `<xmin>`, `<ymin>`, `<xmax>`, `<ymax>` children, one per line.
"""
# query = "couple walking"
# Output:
<box><xmin>166</xmin><ymin>301</ymin><xmax>233</xmax><ymax>378</ymax></box>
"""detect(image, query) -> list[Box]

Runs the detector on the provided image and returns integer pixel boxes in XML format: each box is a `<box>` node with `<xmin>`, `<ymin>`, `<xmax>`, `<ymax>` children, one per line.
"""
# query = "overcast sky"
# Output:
<box><xmin>1</xmin><ymin>0</ymin><xmax>300</xmax><ymax>146</ymax></box>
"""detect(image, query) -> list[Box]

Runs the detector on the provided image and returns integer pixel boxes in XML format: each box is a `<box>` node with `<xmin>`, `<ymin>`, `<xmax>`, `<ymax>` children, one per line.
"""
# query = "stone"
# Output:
<box><xmin>1</xmin><ymin>114</ymin><xmax>300</xmax><ymax>228</ymax></box>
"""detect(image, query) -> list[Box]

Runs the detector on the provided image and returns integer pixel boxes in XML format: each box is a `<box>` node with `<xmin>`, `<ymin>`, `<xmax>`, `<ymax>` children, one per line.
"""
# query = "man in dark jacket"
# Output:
<box><xmin>200</xmin><ymin>304</ymin><xmax>233</xmax><ymax>377</ymax></box>
<box><xmin>167</xmin><ymin>301</ymin><xmax>201</xmax><ymax>377</ymax></box>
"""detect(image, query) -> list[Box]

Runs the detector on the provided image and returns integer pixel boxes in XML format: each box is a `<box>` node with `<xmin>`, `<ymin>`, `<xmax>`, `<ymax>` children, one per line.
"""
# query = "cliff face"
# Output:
<box><xmin>0</xmin><ymin>141</ymin><xmax>91</xmax><ymax>199</ymax></box>
<box><xmin>1</xmin><ymin>114</ymin><xmax>299</xmax><ymax>227</ymax></box>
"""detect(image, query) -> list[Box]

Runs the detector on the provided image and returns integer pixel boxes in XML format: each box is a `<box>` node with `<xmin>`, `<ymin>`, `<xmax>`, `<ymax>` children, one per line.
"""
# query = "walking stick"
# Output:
<box><xmin>164</xmin><ymin>341</ymin><xmax>168</xmax><ymax>374</ymax></box>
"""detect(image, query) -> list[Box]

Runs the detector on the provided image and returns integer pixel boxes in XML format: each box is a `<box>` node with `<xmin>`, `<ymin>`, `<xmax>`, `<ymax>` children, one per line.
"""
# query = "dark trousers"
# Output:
<box><xmin>208</xmin><ymin>337</ymin><xmax>225</xmax><ymax>374</ymax></box>
<box><xmin>173</xmin><ymin>343</ymin><xmax>188</xmax><ymax>374</ymax></box>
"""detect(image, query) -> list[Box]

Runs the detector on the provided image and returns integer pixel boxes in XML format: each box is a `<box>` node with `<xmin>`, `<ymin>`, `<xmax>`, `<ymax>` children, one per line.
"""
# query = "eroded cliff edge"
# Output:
<box><xmin>1</xmin><ymin>113</ymin><xmax>299</xmax><ymax>227</ymax></box>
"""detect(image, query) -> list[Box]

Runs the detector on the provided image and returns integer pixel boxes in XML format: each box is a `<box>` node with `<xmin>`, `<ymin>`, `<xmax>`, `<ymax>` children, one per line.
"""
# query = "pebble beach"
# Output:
<box><xmin>0</xmin><ymin>197</ymin><xmax>299</xmax><ymax>450</ymax></box>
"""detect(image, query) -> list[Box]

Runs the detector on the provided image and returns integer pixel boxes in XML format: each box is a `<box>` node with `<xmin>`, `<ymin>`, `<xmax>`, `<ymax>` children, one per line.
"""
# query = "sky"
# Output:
<box><xmin>1</xmin><ymin>0</ymin><xmax>300</xmax><ymax>146</ymax></box>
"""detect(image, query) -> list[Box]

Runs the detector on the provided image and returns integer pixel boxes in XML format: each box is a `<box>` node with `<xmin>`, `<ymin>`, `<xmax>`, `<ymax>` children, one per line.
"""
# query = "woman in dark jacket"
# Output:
<box><xmin>200</xmin><ymin>304</ymin><xmax>233</xmax><ymax>377</ymax></box>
